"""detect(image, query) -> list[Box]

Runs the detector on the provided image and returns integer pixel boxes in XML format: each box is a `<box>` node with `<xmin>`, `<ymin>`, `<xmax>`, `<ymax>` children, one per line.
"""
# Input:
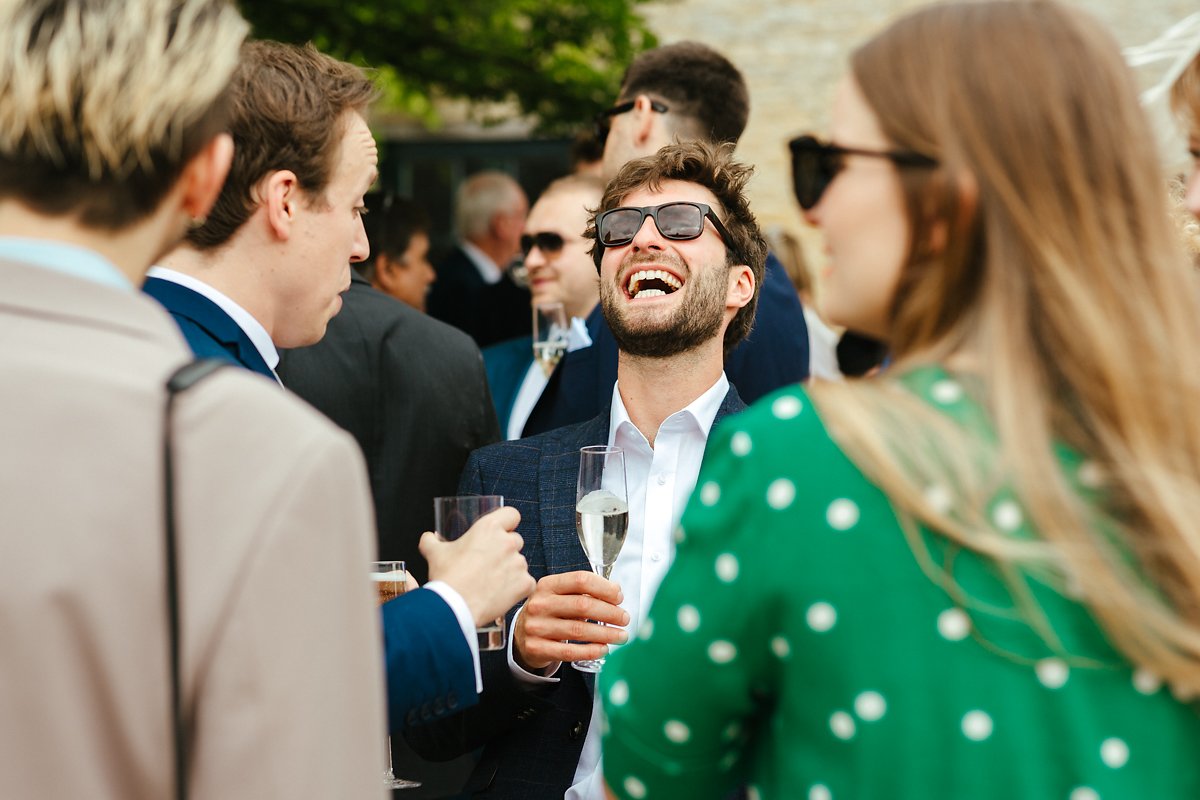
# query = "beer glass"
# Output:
<box><xmin>433</xmin><ymin>495</ymin><xmax>507</xmax><ymax>650</ymax></box>
<box><xmin>370</xmin><ymin>560</ymin><xmax>421</xmax><ymax>790</ymax></box>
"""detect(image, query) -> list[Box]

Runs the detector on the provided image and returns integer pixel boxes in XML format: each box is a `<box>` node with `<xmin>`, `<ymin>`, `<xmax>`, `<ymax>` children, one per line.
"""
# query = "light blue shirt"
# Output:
<box><xmin>0</xmin><ymin>238</ymin><xmax>132</xmax><ymax>292</ymax></box>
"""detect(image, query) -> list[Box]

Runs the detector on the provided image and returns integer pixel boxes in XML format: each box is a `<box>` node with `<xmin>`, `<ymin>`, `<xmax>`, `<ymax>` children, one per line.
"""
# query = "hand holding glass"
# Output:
<box><xmin>433</xmin><ymin>495</ymin><xmax>507</xmax><ymax>651</ymax></box>
<box><xmin>573</xmin><ymin>446</ymin><xmax>629</xmax><ymax>673</ymax></box>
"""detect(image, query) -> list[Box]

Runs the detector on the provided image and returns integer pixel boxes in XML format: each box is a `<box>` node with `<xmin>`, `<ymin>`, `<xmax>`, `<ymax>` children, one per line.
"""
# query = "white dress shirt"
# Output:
<box><xmin>506</xmin><ymin>372</ymin><xmax>730</xmax><ymax>800</ymax></box>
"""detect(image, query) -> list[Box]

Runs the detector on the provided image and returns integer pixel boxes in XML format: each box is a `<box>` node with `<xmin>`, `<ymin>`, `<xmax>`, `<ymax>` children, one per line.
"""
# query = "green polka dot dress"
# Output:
<box><xmin>600</xmin><ymin>368</ymin><xmax>1200</xmax><ymax>800</ymax></box>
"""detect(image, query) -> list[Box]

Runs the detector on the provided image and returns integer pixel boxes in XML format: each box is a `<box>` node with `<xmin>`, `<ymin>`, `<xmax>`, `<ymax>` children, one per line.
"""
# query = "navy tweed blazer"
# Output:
<box><xmin>406</xmin><ymin>385</ymin><xmax>746</xmax><ymax>799</ymax></box>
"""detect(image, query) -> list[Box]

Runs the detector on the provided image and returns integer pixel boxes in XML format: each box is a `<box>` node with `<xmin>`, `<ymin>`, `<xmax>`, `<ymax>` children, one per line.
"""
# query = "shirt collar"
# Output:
<box><xmin>145</xmin><ymin>266</ymin><xmax>280</xmax><ymax>370</ymax></box>
<box><xmin>0</xmin><ymin>237</ymin><xmax>132</xmax><ymax>292</ymax></box>
<box><xmin>608</xmin><ymin>371</ymin><xmax>730</xmax><ymax>448</ymax></box>
<box><xmin>460</xmin><ymin>240</ymin><xmax>503</xmax><ymax>284</ymax></box>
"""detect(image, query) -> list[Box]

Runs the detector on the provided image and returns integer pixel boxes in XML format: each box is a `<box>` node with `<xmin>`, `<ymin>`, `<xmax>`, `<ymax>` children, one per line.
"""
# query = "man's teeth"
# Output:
<box><xmin>627</xmin><ymin>269</ymin><xmax>682</xmax><ymax>299</ymax></box>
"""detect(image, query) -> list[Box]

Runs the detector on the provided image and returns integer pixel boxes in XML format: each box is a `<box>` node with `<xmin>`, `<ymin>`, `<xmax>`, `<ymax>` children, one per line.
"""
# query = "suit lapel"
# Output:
<box><xmin>144</xmin><ymin>277</ymin><xmax>276</xmax><ymax>380</ymax></box>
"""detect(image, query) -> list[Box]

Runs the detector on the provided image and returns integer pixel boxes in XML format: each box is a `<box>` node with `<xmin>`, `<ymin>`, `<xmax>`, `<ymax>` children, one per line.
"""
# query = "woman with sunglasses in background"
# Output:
<box><xmin>600</xmin><ymin>2</ymin><xmax>1200</xmax><ymax>798</ymax></box>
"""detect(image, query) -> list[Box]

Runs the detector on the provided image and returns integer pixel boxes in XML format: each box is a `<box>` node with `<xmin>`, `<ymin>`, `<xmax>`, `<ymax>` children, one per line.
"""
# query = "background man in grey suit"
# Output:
<box><xmin>0</xmin><ymin>2</ymin><xmax>392</xmax><ymax>796</ymax></box>
<box><xmin>408</xmin><ymin>141</ymin><xmax>767</xmax><ymax>799</ymax></box>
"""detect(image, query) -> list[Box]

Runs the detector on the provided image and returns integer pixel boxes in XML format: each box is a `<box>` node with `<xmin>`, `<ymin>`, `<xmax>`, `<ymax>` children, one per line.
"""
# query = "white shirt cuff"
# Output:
<box><xmin>507</xmin><ymin>604</ymin><xmax>562</xmax><ymax>684</ymax></box>
<box><xmin>424</xmin><ymin>581</ymin><xmax>483</xmax><ymax>694</ymax></box>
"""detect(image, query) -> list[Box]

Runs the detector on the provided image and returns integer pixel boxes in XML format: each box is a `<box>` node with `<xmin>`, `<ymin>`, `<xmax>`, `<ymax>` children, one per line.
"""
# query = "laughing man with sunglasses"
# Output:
<box><xmin>405</xmin><ymin>140</ymin><xmax>765</xmax><ymax>800</ymax></box>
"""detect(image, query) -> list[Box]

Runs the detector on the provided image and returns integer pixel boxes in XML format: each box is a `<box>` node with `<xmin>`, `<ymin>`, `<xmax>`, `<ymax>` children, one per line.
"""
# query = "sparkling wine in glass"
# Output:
<box><xmin>532</xmin><ymin>301</ymin><xmax>569</xmax><ymax>376</ymax></box>
<box><xmin>370</xmin><ymin>561</ymin><xmax>421</xmax><ymax>791</ymax></box>
<box><xmin>573</xmin><ymin>445</ymin><xmax>629</xmax><ymax>673</ymax></box>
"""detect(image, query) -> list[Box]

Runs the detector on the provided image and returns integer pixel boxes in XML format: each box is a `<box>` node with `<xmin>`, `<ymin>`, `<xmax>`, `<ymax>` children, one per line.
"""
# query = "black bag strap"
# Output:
<box><xmin>163</xmin><ymin>359</ymin><xmax>227</xmax><ymax>800</ymax></box>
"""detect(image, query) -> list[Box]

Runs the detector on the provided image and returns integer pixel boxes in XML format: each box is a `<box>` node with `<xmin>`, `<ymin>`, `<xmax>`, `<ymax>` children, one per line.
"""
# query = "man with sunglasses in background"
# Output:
<box><xmin>520</xmin><ymin>41</ymin><xmax>811</xmax><ymax>439</ymax></box>
<box><xmin>481</xmin><ymin>174</ymin><xmax>605</xmax><ymax>438</ymax></box>
<box><xmin>405</xmin><ymin>141</ymin><xmax>762</xmax><ymax>800</ymax></box>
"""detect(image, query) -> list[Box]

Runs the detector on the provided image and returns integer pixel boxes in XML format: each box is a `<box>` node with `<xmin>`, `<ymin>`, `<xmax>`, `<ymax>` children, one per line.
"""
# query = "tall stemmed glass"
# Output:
<box><xmin>532</xmin><ymin>301</ymin><xmax>570</xmax><ymax>376</ymax></box>
<box><xmin>370</xmin><ymin>560</ymin><xmax>421</xmax><ymax>791</ymax></box>
<box><xmin>573</xmin><ymin>445</ymin><xmax>629</xmax><ymax>673</ymax></box>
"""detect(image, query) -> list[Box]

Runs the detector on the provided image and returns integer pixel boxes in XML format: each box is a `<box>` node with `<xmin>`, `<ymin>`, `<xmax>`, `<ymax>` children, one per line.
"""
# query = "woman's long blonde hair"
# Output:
<box><xmin>811</xmin><ymin>0</ymin><xmax>1200</xmax><ymax>692</ymax></box>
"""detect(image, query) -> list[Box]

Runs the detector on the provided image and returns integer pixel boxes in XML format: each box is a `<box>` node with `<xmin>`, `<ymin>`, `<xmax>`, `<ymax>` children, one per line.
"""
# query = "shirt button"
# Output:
<box><xmin>651</xmin><ymin>552</ymin><xmax>662</xmax><ymax>563</ymax></box>
<box><xmin>656</xmin><ymin>474</ymin><xmax>667</xmax><ymax>486</ymax></box>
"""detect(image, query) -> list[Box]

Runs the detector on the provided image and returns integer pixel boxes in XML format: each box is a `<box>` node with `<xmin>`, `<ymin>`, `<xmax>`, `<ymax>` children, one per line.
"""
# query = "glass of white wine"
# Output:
<box><xmin>532</xmin><ymin>301</ymin><xmax>569</xmax><ymax>376</ymax></box>
<box><xmin>573</xmin><ymin>445</ymin><xmax>629</xmax><ymax>674</ymax></box>
<box><xmin>370</xmin><ymin>561</ymin><xmax>421</xmax><ymax>791</ymax></box>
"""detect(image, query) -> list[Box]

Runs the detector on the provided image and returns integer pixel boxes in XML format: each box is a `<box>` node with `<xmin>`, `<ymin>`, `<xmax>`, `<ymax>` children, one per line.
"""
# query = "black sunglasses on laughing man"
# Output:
<box><xmin>788</xmin><ymin>134</ymin><xmax>938</xmax><ymax>210</ymax></box>
<box><xmin>592</xmin><ymin>201</ymin><xmax>735</xmax><ymax>270</ymax></box>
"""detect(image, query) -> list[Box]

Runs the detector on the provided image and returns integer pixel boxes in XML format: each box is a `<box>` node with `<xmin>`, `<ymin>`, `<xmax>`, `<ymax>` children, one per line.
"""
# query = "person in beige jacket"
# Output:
<box><xmin>0</xmin><ymin>1</ymin><xmax>535</xmax><ymax>797</ymax></box>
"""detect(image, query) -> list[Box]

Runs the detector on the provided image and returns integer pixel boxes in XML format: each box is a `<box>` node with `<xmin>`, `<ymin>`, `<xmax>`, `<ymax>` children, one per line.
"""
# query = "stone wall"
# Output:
<box><xmin>638</xmin><ymin>0</ymin><xmax>1198</xmax><ymax>249</ymax></box>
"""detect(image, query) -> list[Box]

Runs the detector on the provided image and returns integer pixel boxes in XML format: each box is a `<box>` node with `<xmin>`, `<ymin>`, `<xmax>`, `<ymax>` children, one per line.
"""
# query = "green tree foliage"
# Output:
<box><xmin>237</xmin><ymin>0</ymin><xmax>659</xmax><ymax>134</ymax></box>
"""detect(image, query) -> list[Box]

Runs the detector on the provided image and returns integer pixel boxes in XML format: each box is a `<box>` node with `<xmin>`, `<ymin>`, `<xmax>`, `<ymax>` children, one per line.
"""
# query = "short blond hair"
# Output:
<box><xmin>0</xmin><ymin>0</ymin><xmax>248</xmax><ymax>229</ymax></box>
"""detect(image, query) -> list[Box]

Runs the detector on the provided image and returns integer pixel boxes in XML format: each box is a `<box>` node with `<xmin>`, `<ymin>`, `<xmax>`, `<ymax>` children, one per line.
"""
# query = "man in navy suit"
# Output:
<box><xmin>522</xmin><ymin>43</ymin><xmax>811</xmax><ymax>438</ymax></box>
<box><xmin>408</xmin><ymin>141</ymin><xmax>766</xmax><ymax>798</ymax></box>
<box><xmin>143</xmin><ymin>41</ymin><xmax>534</xmax><ymax>733</ymax></box>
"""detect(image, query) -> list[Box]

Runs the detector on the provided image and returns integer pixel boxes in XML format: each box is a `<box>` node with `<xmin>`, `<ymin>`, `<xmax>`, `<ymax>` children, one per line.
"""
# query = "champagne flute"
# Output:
<box><xmin>532</xmin><ymin>301</ymin><xmax>570</xmax><ymax>376</ymax></box>
<box><xmin>573</xmin><ymin>445</ymin><xmax>629</xmax><ymax>673</ymax></box>
<box><xmin>370</xmin><ymin>560</ymin><xmax>421</xmax><ymax>791</ymax></box>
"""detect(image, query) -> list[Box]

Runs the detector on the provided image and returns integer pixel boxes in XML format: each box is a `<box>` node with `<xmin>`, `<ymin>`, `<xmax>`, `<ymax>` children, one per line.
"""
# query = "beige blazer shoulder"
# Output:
<box><xmin>0</xmin><ymin>262</ymin><xmax>387</xmax><ymax>799</ymax></box>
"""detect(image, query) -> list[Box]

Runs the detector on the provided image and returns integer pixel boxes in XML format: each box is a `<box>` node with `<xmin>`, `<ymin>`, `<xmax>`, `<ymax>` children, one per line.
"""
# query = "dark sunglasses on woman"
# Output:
<box><xmin>788</xmin><ymin>134</ymin><xmax>937</xmax><ymax>210</ymax></box>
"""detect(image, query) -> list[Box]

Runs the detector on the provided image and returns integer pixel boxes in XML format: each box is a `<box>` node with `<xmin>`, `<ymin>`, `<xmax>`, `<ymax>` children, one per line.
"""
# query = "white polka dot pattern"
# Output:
<box><xmin>624</xmin><ymin>776</ymin><xmax>647</xmax><ymax>799</ymax></box>
<box><xmin>771</xmin><ymin>636</ymin><xmax>791</xmax><ymax>659</ymax></box>
<box><xmin>924</xmin><ymin>484</ymin><xmax>952</xmax><ymax>514</ymax></box>
<box><xmin>854</xmin><ymin>691</ymin><xmax>886</xmax><ymax>722</ymax></box>
<box><xmin>962</xmin><ymin>710</ymin><xmax>993</xmax><ymax>741</ymax></box>
<box><xmin>1036</xmin><ymin>658</ymin><xmax>1069</xmax><ymax>689</ymax></box>
<box><xmin>1101</xmin><ymin>737</ymin><xmax>1129</xmax><ymax>768</ymax></box>
<box><xmin>699</xmin><ymin>481</ymin><xmax>721</xmax><ymax>506</ymax></box>
<box><xmin>938</xmin><ymin>608</ymin><xmax>970</xmax><ymax>641</ymax></box>
<box><xmin>830</xmin><ymin>711</ymin><xmax>856</xmax><ymax>740</ymax></box>
<box><xmin>809</xmin><ymin>786</ymin><xmax>832</xmax><ymax>800</ymax></box>
<box><xmin>677</xmin><ymin>605</ymin><xmax>700</xmax><ymax>633</ymax></box>
<box><xmin>746</xmin><ymin>786</ymin><xmax>762</xmax><ymax>800</ymax></box>
<box><xmin>1133</xmin><ymin>669</ymin><xmax>1162</xmax><ymax>695</ymax></box>
<box><xmin>723</xmin><ymin>722</ymin><xmax>742</xmax><ymax>741</ymax></box>
<box><xmin>715</xmin><ymin>553</ymin><xmax>739</xmax><ymax>583</ymax></box>
<box><xmin>731</xmin><ymin>431</ymin><xmax>752</xmax><ymax>457</ymax></box>
<box><xmin>931</xmin><ymin>379</ymin><xmax>964</xmax><ymax>404</ymax></box>
<box><xmin>674</xmin><ymin>525</ymin><xmax>686</xmax><ymax>544</ymax></box>
<box><xmin>639</xmin><ymin>618</ymin><xmax>654</xmax><ymax>641</ymax></box>
<box><xmin>772</xmin><ymin>394</ymin><xmax>804</xmax><ymax>419</ymax></box>
<box><xmin>609</xmin><ymin>680</ymin><xmax>629</xmax><ymax>707</ymax></box>
<box><xmin>1069</xmin><ymin>788</ymin><xmax>1100</xmax><ymax>800</ymax></box>
<box><xmin>767</xmin><ymin>478</ymin><xmax>796</xmax><ymax>510</ymax></box>
<box><xmin>826</xmin><ymin>499</ymin><xmax>860</xmax><ymax>530</ymax></box>
<box><xmin>664</xmin><ymin>720</ymin><xmax>691</xmax><ymax>743</ymax></box>
<box><xmin>807</xmin><ymin>602</ymin><xmax>837</xmax><ymax>632</ymax></box>
<box><xmin>992</xmin><ymin>500</ymin><xmax>1023</xmax><ymax>531</ymax></box>
<box><xmin>708</xmin><ymin>640</ymin><xmax>737</xmax><ymax>664</ymax></box>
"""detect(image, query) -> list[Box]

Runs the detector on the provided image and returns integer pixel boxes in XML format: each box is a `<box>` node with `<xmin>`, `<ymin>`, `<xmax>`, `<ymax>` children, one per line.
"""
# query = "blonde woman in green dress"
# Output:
<box><xmin>600</xmin><ymin>2</ymin><xmax>1200</xmax><ymax>798</ymax></box>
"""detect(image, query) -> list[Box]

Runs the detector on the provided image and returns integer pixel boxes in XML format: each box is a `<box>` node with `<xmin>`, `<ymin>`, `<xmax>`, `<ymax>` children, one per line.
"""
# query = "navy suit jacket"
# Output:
<box><xmin>406</xmin><ymin>385</ymin><xmax>746</xmax><ymax>798</ymax></box>
<box><xmin>143</xmin><ymin>276</ymin><xmax>276</xmax><ymax>380</ymax></box>
<box><xmin>522</xmin><ymin>252</ymin><xmax>809</xmax><ymax>437</ymax></box>
<box><xmin>145</xmin><ymin>275</ymin><xmax>476</xmax><ymax>733</ymax></box>
<box><xmin>481</xmin><ymin>335</ymin><xmax>533</xmax><ymax>436</ymax></box>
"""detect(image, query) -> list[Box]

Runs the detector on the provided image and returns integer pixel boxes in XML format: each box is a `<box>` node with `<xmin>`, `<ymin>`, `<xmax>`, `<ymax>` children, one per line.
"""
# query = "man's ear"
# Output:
<box><xmin>373</xmin><ymin>253</ymin><xmax>399</xmax><ymax>293</ymax></box>
<box><xmin>178</xmin><ymin>132</ymin><xmax>233</xmax><ymax>221</ymax></box>
<box><xmin>631</xmin><ymin>94</ymin><xmax>660</xmax><ymax>149</ymax></box>
<box><xmin>726</xmin><ymin>264</ymin><xmax>755</xmax><ymax>311</ymax></box>
<box><xmin>259</xmin><ymin>169</ymin><xmax>300</xmax><ymax>242</ymax></box>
